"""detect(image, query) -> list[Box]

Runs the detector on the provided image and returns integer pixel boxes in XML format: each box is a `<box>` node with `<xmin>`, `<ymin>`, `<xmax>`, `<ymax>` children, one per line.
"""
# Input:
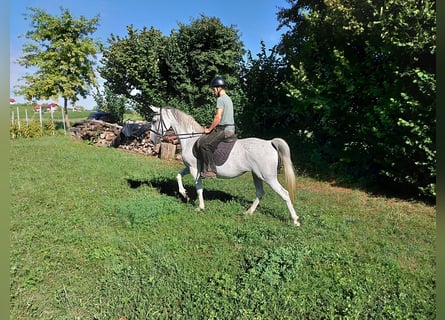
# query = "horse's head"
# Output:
<box><xmin>149</xmin><ymin>105</ymin><xmax>171</xmax><ymax>145</ymax></box>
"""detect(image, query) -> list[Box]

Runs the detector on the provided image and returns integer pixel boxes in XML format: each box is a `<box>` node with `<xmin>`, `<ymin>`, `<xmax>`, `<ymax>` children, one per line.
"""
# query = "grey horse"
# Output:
<box><xmin>149</xmin><ymin>106</ymin><xmax>300</xmax><ymax>226</ymax></box>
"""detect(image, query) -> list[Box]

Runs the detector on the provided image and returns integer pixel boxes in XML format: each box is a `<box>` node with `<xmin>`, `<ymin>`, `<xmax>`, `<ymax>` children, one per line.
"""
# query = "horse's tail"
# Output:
<box><xmin>271</xmin><ymin>138</ymin><xmax>297</xmax><ymax>200</ymax></box>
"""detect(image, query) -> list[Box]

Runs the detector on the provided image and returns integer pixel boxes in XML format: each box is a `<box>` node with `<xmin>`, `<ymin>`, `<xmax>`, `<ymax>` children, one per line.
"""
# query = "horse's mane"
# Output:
<box><xmin>166</xmin><ymin>107</ymin><xmax>204</xmax><ymax>133</ymax></box>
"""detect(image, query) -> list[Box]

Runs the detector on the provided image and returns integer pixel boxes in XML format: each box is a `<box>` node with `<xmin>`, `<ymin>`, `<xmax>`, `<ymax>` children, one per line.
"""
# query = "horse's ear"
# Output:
<box><xmin>150</xmin><ymin>105</ymin><xmax>160</xmax><ymax>113</ymax></box>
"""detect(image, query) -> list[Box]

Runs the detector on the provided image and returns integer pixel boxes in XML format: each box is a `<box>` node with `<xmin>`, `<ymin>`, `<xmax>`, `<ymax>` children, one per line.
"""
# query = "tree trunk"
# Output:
<box><xmin>63</xmin><ymin>98</ymin><xmax>71</xmax><ymax>129</ymax></box>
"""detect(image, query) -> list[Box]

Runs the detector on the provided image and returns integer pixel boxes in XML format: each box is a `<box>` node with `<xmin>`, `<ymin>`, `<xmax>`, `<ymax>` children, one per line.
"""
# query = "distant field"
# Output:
<box><xmin>10</xmin><ymin>135</ymin><xmax>436</xmax><ymax>319</ymax></box>
<box><xmin>9</xmin><ymin>103</ymin><xmax>88</xmax><ymax>123</ymax></box>
<box><xmin>9</xmin><ymin>104</ymin><xmax>144</xmax><ymax>126</ymax></box>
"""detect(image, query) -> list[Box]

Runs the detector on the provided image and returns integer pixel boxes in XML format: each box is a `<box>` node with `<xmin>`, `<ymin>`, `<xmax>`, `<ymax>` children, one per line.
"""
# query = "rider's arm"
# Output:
<box><xmin>205</xmin><ymin>108</ymin><xmax>223</xmax><ymax>133</ymax></box>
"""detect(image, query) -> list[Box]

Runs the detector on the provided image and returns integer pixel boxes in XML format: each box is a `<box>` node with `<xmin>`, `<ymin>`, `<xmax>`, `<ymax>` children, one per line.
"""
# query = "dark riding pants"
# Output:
<box><xmin>198</xmin><ymin>126</ymin><xmax>226</xmax><ymax>173</ymax></box>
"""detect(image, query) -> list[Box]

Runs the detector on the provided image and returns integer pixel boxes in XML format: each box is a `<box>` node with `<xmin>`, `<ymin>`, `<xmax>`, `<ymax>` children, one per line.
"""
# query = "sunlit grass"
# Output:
<box><xmin>10</xmin><ymin>136</ymin><xmax>435</xmax><ymax>319</ymax></box>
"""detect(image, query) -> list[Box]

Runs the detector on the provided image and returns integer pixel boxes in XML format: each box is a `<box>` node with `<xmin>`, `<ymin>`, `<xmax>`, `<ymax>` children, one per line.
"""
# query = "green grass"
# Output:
<box><xmin>10</xmin><ymin>136</ymin><xmax>436</xmax><ymax>319</ymax></box>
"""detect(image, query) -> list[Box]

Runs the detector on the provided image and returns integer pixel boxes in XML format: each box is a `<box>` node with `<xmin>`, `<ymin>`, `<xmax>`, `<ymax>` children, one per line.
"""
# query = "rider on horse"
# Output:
<box><xmin>199</xmin><ymin>77</ymin><xmax>235</xmax><ymax>179</ymax></box>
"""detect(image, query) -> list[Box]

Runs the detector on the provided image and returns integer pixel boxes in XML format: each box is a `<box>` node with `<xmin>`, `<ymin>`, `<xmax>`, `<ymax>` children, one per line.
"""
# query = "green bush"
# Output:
<box><xmin>9</xmin><ymin>119</ymin><xmax>57</xmax><ymax>139</ymax></box>
<box><xmin>277</xmin><ymin>0</ymin><xmax>435</xmax><ymax>201</ymax></box>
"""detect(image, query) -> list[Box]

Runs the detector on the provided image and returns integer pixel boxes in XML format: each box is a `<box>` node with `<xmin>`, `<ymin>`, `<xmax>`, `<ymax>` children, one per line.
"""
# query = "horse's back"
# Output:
<box><xmin>235</xmin><ymin>137</ymin><xmax>279</xmax><ymax>157</ymax></box>
<box><xmin>182</xmin><ymin>135</ymin><xmax>280</xmax><ymax>178</ymax></box>
<box><xmin>215</xmin><ymin>137</ymin><xmax>279</xmax><ymax>175</ymax></box>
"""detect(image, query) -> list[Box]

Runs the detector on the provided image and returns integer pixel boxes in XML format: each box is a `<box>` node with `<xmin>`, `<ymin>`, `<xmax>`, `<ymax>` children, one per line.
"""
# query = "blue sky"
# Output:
<box><xmin>10</xmin><ymin>0</ymin><xmax>290</xmax><ymax>108</ymax></box>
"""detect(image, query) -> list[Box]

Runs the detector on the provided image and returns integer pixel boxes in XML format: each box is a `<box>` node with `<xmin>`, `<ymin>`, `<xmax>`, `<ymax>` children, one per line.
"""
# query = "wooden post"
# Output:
<box><xmin>61</xmin><ymin>106</ymin><xmax>66</xmax><ymax>135</ymax></box>
<box><xmin>160</xmin><ymin>142</ymin><xmax>176</xmax><ymax>160</ymax></box>
<box><xmin>39</xmin><ymin>105</ymin><xmax>43</xmax><ymax>127</ymax></box>
<box><xmin>16</xmin><ymin>107</ymin><xmax>20</xmax><ymax>130</ymax></box>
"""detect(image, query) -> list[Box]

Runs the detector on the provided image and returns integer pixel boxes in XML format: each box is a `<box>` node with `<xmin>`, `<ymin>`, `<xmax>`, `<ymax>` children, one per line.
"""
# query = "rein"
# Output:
<box><xmin>174</xmin><ymin>132</ymin><xmax>205</xmax><ymax>138</ymax></box>
<box><xmin>150</xmin><ymin>127</ymin><xmax>204</xmax><ymax>139</ymax></box>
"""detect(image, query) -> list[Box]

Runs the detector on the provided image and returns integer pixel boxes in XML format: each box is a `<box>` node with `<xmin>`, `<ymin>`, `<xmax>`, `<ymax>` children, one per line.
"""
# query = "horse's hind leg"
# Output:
<box><xmin>267</xmin><ymin>179</ymin><xmax>300</xmax><ymax>226</ymax></box>
<box><xmin>246</xmin><ymin>173</ymin><xmax>264</xmax><ymax>215</ymax></box>
<box><xmin>176</xmin><ymin>167</ymin><xmax>190</xmax><ymax>201</ymax></box>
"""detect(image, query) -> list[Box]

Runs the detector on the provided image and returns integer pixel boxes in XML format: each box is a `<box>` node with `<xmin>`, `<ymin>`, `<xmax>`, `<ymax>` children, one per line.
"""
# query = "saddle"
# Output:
<box><xmin>192</xmin><ymin>133</ymin><xmax>238</xmax><ymax>166</ymax></box>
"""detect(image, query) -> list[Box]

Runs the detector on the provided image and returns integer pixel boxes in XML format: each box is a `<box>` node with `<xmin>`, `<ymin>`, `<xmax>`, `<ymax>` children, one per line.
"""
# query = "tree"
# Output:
<box><xmin>240</xmin><ymin>41</ymin><xmax>291</xmax><ymax>138</ymax></box>
<box><xmin>99</xmin><ymin>15</ymin><xmax>246</xmax><ymax>125</ymax></box>
<box><xmin>93</xmin><ymin>87</ymin><xmax>128</xmax><ymax>124</ymax></box>
<box><xmin>277</xmin><ymin>0</ymin><xmax>435</xmax><ymax>200</ymax></box>
<box><xmin>99</xmin><ymin>25</ymin><xmax>168</xmax><ymax>120</ymax></box>
<box><xmin>166</xmin><ymin>15</ymin><xmax>245</xmax><ymax>124</ymax></box>
<box><xmin>15</xmin><ymin>7</ymin><xmax>100</xmax><ymax>128</ymax></box>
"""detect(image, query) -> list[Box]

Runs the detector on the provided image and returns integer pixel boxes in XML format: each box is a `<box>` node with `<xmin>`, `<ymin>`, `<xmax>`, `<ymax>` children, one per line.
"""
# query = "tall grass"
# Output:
<box><xmin>10</xmin><ymin>136</ymin><xmax>435</xmax><ymax>319</ymax></box>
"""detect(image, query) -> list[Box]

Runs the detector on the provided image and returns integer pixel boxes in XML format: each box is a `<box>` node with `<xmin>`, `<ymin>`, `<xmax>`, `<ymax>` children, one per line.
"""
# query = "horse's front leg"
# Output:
<box><xmin>190</xmin><ymin>167</ymin><xmax>205</xmax><ymax>211</ymax></box>
<box><xmin>176</xmin><ymin>167</ymin><xmax>190</xmax><ymax>201</ymax></box>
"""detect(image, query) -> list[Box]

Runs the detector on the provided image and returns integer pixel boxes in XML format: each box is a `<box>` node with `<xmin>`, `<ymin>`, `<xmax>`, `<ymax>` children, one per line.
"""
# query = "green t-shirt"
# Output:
<box><xmin>217</xmin><ymin>93</ymin><xmax>235</xmax><ymax>133</ymax></box>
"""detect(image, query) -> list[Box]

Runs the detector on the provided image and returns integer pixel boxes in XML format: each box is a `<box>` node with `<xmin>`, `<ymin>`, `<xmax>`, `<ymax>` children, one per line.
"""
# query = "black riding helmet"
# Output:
<box><xmin>210</xmin><ymin>77</ymin><xmax>226</xmax><ymax>88</ymax></box>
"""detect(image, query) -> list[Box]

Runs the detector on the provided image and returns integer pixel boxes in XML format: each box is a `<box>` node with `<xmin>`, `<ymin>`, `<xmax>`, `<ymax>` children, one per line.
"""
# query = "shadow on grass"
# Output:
<box><xmin>126</xmin><ymin>177</ymin><xmax>291</xmax><ymax>223</ymax></box>
<box><xmin>126</xmin><ymin>177</ymin><xmax>238</xmax><ymax>203</ymax></box>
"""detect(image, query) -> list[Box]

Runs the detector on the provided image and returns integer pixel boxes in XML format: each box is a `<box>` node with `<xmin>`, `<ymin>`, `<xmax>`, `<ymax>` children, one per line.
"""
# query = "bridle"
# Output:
<box><xmin>150</xmin><ymin>107</ymin><xmax>204</xmax><ymax>140</ymax></box>
<box><xmin>150</xmin><ymin>108</ymin><xmax>169</xmax><ymax>138</ymax></box>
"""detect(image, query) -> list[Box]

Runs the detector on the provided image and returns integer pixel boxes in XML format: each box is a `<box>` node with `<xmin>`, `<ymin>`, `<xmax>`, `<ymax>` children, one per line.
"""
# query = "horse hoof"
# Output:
<box><xmin>195</xmin><ymin>207</ymin><xmax>204</xmax><ymax>212</ymax></box>
<box><xmin>294</xmin><ymin>221</ymin><xmax>301</xmax><ymax>227</ymax></box>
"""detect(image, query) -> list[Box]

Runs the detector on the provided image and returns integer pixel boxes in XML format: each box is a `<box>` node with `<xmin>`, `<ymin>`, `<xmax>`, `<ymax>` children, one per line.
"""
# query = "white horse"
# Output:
<box><xmin>149</xmin><ymin>106</ymin><xmax>300</xmax><ymax>226</ymax></box>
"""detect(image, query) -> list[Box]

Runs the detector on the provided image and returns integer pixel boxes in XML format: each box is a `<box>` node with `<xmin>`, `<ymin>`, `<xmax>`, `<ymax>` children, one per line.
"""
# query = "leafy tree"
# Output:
<box><xmin>93</xmin><ymin>87</ymin><xmax>128</xmax><ymax>124</ymax></box>
<box><xmin>166</xmin><ymin>15</ymin><xmax>245</xmax><ymax>124</ymax></box>
<box><xmin>99</xmin><ymin>25</ymin><xmax>168</xmax><ymax>120</ymax></box>
<box><xmin>277</xmin><ymin>0</ymin><xmax>435</xmax><ymax>199</ymax></box>
<box><xmin>15</xmin><ymin>7</ymin><xmax>100</xmax><ymax>128</ymax></box>
<box><xmin>240</xmin><ymin>42</ymin><xmax>292</xmax><ymax>138</ymax></box>
<box><xmin>99</xmin><ymin>15</ymin><xmax>246</xmax><ymax>125</ymax></box>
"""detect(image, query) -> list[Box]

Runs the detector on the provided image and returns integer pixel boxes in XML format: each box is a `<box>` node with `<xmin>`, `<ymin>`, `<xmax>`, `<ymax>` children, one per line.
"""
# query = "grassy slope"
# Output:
<box><xmin>10</xmin><ymin>136</ymin><xmax>435</xmax><ymax>319</ymax></box>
